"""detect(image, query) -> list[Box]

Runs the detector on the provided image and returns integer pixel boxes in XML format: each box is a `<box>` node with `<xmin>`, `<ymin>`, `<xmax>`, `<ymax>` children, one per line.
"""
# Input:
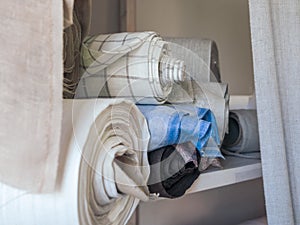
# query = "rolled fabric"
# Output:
<box><xmin>137</xmin><ymin>104</ymin><xmax>222</xmax><ymax>158</ymax></box>
<box><xmin>229</xmin><ymin>94</ymin><xmax>256</xmax><ymax>110</ymax></box>
<box><xmin>76</xmin><ymin>32</ymin><xmax>186</xmax><ymax>104</ymax></box>
<box><xmin>162</xmin><ymin>37</ymin><xmax>229</xmax><ymax>143</ymax></box>
<box><xmin>192</xmin><ymin>81</ymin><xmax>229</xmax><ymax>143</ymax></box>
<box><xmin>0</xmin><ymin>99</ymin><xmax>151</xmax><ymax>225</ymax></box>
<box><xmin>164</xmin><ymin>37</ymin><xmax>221</xmax><ymax>83</ymax></box>
<box><xmin>147</xmin><ymin>142</ymin><xmax>200</xmax><ymax>199</ymax></box>
<box><xmin>222</xmin><ymin>110</ymin><xmax>260</xmax><ymax>157</ymax></box>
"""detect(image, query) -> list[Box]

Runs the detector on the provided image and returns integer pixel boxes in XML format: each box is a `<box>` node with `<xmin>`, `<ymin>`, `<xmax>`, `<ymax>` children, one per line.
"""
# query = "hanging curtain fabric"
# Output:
<box><xmin>63</xmin><ymin>0</ymin><xmax>92</xmax><ymax>98</ymax></box>
<box><xmin>0</xmin><ymin>1</ymin><xmax>62</xmax><ymax>192</ymax></box>
<box><xmin>0</xmin><ymin>99</ymin><xmax>152</xmax><ymax>225</ymax></box>
<box><xmin>249</xmin><ymin>0</ymin><xmax>300</xmax><ymax>224</ymax></box>
<box><xmin>63</xmin><ymin>0</ymin><xmax>74</xmax><ymax>28</ymax></box>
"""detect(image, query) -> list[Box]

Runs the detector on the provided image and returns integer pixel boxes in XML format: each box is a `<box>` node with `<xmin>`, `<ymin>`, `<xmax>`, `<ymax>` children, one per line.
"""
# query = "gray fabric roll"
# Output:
<box><xmin>164</xmin><ymin>37</ymin><xmax>221</xmax><ymax>83</ymax></box>
<box><xmin>222</xmin><ymin>110</ymin><xmax>260</xmax><ymax>154</ymax></box>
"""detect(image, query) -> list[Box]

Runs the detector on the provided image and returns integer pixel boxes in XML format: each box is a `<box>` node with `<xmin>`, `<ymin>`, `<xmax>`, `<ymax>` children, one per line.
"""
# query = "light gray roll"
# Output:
<box><xmin>164</xmin><ymin>37</ymin><xmax>221</xmax><ymax>83</ymax></box>
<box><xmin>222</xmin><ymin>110</ymin><xmax>260</xmax><ymax>154</ymax></box>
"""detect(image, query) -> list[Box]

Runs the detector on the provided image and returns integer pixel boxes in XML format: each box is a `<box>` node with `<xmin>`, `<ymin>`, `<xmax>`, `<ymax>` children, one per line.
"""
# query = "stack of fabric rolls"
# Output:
<box><xmin>0</xmin><ymin>2</ymin><xmax>229</xmax><ymax>223</ymax></box>
<box><xmin>0</xmin><ymin>1</ymin><xmax>227</xmax><ymax>224</ymax></box>
<box><xmin>74</xmin><ymin>31</ymin><xmax>228</xmax><ymax>203</ymax></box>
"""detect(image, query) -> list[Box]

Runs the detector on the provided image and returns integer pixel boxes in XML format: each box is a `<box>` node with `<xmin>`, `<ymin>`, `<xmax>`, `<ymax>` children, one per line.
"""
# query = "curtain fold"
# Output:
<box><xmin>0</xmin><ymin>1</ymin><xmax>63</xmax><ymax>192</ymax></box>
<box><xmin>249</xmin><ymin>0</ymin><xmax>300</xmax><ymax>224</ymax></box>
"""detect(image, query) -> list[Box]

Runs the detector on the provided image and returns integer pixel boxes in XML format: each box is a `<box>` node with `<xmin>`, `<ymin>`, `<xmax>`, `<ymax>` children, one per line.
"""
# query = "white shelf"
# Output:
<box><xmin>187</xmin><ymin>156</ymin><xmax>262</xmax><ymax>194</ymax></box>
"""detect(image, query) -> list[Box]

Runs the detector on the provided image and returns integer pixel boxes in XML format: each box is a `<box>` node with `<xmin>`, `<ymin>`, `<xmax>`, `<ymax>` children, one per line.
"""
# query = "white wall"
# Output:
<box><xmin>136</xmin><ymin>0</ymin><xmax>254</xmax><ymax>95</ymax></box>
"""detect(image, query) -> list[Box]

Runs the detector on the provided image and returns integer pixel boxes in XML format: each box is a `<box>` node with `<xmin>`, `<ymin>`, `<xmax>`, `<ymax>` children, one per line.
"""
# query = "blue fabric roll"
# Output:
<box><xmin>137</xmin><ymin>104</ymin><xmax>222</xmax><ymax>158</ymax></box>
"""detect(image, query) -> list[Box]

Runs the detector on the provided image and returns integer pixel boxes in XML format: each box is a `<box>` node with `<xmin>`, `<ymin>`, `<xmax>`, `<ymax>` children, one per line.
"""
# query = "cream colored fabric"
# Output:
<box><xmin>63</xmin><ymin>0</ymin><xmax>74</xmax><ymax>28</ymax></box>
<box><xmin>249</xmin><ymin>0</ymin><xmax>300</xmax><ymax>224</ymax></box>
<box><xmin>0</xmin><ymin>1</ymin><xmax>62</xmax><ymax>192</ymax></box>
<box><xmin>0</xmin><ymin>99</ymin><xmax>150</xmax><ymax>225</ymax></box>
<box><xmin>229</xmin><ymin>95</ymin><xmax>256</xmax><ymax>110</ymax></box>
<box><xmin>77</xmin><ymin>32</ymin><xmax>186</xmax><ymax>104</ymax></box>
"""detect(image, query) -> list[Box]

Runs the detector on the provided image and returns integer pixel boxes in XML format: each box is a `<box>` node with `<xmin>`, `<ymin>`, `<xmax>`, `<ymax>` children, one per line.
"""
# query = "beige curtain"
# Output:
<box><xmin>249</xmin><ymin>1</ymin><xmax>300</xmax><ymax>224</ymax></box>
<box><xmin>0</xmin><ymin>1</ymin><xmax>63</xmax><ymax>192</ymax></box>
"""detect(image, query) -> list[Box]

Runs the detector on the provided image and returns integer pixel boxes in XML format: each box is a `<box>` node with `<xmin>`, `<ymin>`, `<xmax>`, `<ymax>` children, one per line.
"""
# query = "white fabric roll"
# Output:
<box><xmin>0</xmin><ymin>99</ymin><xmax>150</xmax><ymax>225</ymax></box>
<box><xmin>76</xmin><ymin>32</ymin><xmax>185</xmax><ymax>104</ymax></box>
<box><xmin>229</xmin><ymin>95</ymin><xmax>256</xmax><ymax>110</ymax></box>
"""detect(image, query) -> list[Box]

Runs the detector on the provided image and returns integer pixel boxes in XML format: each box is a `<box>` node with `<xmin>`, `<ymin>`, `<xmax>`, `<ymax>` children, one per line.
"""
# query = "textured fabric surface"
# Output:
<box><xmin>222</xmin><ymin>110</ymin><xmax>260</xmax><ymax>158</ymax></box>
<box><xmin>163</xmin><ymin>38</ymin><xmax>229</xmax><ymax>142</ymax></box>
<box><xmin>77</xmin><ymin>32</ymin><xmax>185</xmax><ymax>104</ymax></box>
<box><xmin>0</xmin><ymin>99</ymin><xmax>151</xmax><ymax>225</ymax></box>
<box><xmin>137</xmin><ymin>104</ymin><xmax>222</xmax><ymax>159</ymax></box>
<box><xmin>63</xmin><ymin>0</ymin><xmax>92</xmax><ymax>98</ymax></box>
<box><xmin>249</xmin><ymin>1</ymin><xmax>300</xmax><ymax>224</ymax></box>
<box><xmin>164</xmin><ymin>37</ymin><xmax>221</xmax><ymax>83</ymax></box>
<box><xmin>192</xmin><ymin>82</ymin><xmax>229</xmax><ymax>143</ymax></box>
<box><xmin>0</xmin><ymin>1</ymin><xmax>62</xmax><ymax>192</ymax></box>
<box><xmin>147</xmin><ymin>142</ymin><xmax>200</xmax><ymax>199</ymax></box>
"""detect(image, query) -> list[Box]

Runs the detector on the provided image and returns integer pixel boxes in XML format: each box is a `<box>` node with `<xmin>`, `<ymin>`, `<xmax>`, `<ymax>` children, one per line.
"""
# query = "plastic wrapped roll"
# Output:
<box><xmin>0</xmin><ymin>99</ymin><xmax>151</xmax><ymax>225</ymax></box>
<box><xmin>76</xmin><ymin>32</ymin><xmax>186</xmax><ymax>104</ymax></box>
<box><xmin>222</xmin><ymin>110</ymin><xmax>260</xmax><ymax>155</ymax></box>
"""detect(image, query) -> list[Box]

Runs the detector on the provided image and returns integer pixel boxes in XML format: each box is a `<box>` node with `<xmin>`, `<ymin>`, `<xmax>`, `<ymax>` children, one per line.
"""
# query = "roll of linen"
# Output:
<box><xmin>76</xmin><ymin>32</ymin><xmax>186</xmax><ymax>104</ymax></box>
<box><xmin>222</xmin><ymin>110</ymin><xmax>260</xmax><ymax>153</ymax></box>
<box><xmin>0</xmin><ymin>99</ymin><xmax>151</xmax><ymax>225</ymax></box>
<box><xmin>164</xmin><ymin>37</ymin><xmax>221</xmax><ymax>83</ymax></box>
